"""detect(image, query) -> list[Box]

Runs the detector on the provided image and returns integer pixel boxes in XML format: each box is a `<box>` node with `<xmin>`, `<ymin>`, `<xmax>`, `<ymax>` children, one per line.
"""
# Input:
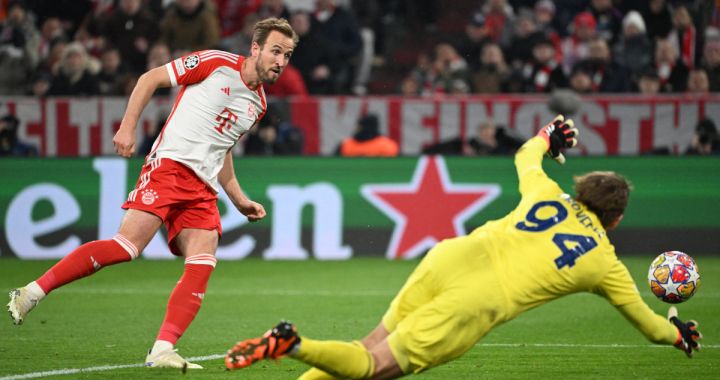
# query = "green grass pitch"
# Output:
<box><xmin>1</xmin><ymin>256</ymin><xmax>718</xmax><ymax>379</ymax></box>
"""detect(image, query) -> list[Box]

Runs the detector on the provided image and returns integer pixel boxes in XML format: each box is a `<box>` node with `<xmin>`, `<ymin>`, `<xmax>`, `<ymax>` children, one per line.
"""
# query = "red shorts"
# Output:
<box><xmin>122</xmin><ymin>158</ymin><xmax>222</xmax><ymax>256</ymax></box>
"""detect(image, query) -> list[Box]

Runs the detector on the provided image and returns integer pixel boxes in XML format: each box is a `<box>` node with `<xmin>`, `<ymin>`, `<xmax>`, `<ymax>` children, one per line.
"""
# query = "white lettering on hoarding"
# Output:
<box><xmin>215</xmin><ymin>189</ymin><xmax>256</xmax><ymax>260</ymax></box>
<box><xmin>401</xmin><ymin>101</ymin><xmax>435</xmax><ymax>154</ymax></box>
<box><xmin>70</xmin><ymin>99</ymin><xmax>98</xmax><ymax>156</ymax></box>
<box><xmin>610</xmin><ymin>104</ymin><xmax>650</xmax><ymax>155</ymax></box>
<box><xmin>6</xmin><ymin>184</ymin><xmax>81</xmax><ymax>259</ymax></box>
<box><xmin>264</xmin><ymin>183</ymin><xmax>351</xmax><ymax>260</ymax></box>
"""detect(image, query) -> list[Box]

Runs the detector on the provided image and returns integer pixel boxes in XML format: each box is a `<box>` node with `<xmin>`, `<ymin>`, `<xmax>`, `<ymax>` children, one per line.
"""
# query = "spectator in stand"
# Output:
<box><xmin>263</xmin><ymin>63</ymin><xmax>308</xmax><ymax>97</ymax></box>
<box><xmin>431</xmin><ymin>42</ymin><xmax>471</xmax><ymax>95</ymax></box>
<box><xmin>467</xmin><ymin>121</ymin><xmax>523</xmax><ymax>155</ymax></box>
<box><xmin>552</xmin><ymin>0</ymin><xmax>588</xmax><ymax>37</ymax></box>
<box><xmin>588</xmin><ymin>0</ymin><xmax>623</xmax><ymax>45</ymax></box>
<box><xmin>456</xmin><ymin>12</ymin><xmax>491</xmax><ymax>71</ymax></box>
<box><xmin>145</xmin><ymin>42</ymin><xmax>172</xmax><ymax>96</ymax></box>
<box><xmin>244</xmin><ymin>109</ymin><xmax>304</xmax><ymax>156</ymax></box>
<box><xmin>534</xmin><ymin>0</ymin><xmax>561</xmax><ymax>44</ymax></box>
<box><xmin>28</xmin><ymin>0</ymin><xmax>92</xmax><ymax>40</ymax></box>
<box><xmin>256</xmin><ymin>0</ymin><xmax>291</xmax><ymax>20</ymax></box>
<box><xmin>635</xmin><ymin>66</ymin><xmax>661</xmax><ymax>94</ymax></box>
<box><xmin>338</xmin><ymin>114</ymin><xmax>398</xmax><ymax>157</ymax></box>
<box><xmin>0</xmin><ymin>0</ymin><xmax>40</xmax><ymax>95</ymax></box>
<box><xmin>506</xmin><ymin>9</ymin><xmax>543</xmax><ymax>69</ymax></box>
<box><xmin>421</xmin><ymin>121</ymin><xmax>523</xmax><ymax>156</ymax></box>
<box><xmin>613</xmin><ymin>10</ymin><xmax>652</xmax><ymax>77</ymax></box>
<box><xmin>472</xmin><ymin>43</ymin><xmax>511</xmax><ymax>93</ymax></box>
<box><xmin>686</xmin><ymin>68</ymin><xmax>710</xmax><ymax>94</ymax></box>
<box><xmin>310</xmin><ymin>0</ymin><xmax>362</xmax><ymax>94</ymax></box>
<box><xmin>669</xmin><ymin>5</ymin><xmax>698</xmax><ymax>70</ymax></box>
<box><xmin>160</xmin><ymin>0</ymin><xmax>221</xmax><ymax>52</ymax></box>
<box><xmin>220</xmin><ymin>11</ymin><xmax>258</xmax><ymax>53</ymax></box>
<box><xmin>481</xmin><ymin>0</ymin><xmax>514</xmax><ymax>48</ymax></box>
<box><xmin>579</xmin><ymin>38</ymin><xmax>630</xmax><ymax>92</ymax></box>
<box><xmin>146</xmin><ymin>42</ymin><xmax>172</xmax><ymax>70</ymax></box>
<box><xmin>0</xmin><ymin>114</ymin><xmax>37</xmax><ymax>156</ymax></box>
<box><xmin>686</xmin><ymin>118</ymin><xmax>720</xmax><ymax>155</ymax></box>
<box><xmin>568</xmin><ymin>64</ymin><xmax>594</xmax><ymax>94</ymax></box>
<box><xmin>560</xmin><ymin>12</ymin><xmax>596</xmax><ymax>75</ymax></box>
<box><xmin>36</xmin><ymin>17</ymin><xmax>63</xmax><ymax>65</ymax></box>
<box><xmin>288</xmin><ymin>10</ymin><xmax>335</xmax><ymax>94</ymax></box>
<box><xmin>97</xmin><ymin>46</ymin><xmax>126</xmax><ymax>96</ymax></box>
<box><xmin>98</xmin><ymin>0</ymin><xmax>160</xmax><ymax>74</ymax></box>
<box><xmin>399</xmin><ymin>74</ymin><xmax>421</xmax><ymax>96</ymax></box>
<box><xmin>47</xmin><ymin>42</ymin><xmax>100</xmax><ymax>96</ymax></box>
<box><xmin>703</xmin><ymin>40</ymin><xmax>720</xmax><ymax>91</ymax></box>
<box><xmin>655</xmin><ymin>38</ymin><xmax>689</xmax><ymax>93</ymax></box>
<box><xmin>524</xmin><ymin>36</ymin><xmax>566</xmax><ymax>93</ymax></box>
<box><xmin>215</xmin><ymin>0</ymin><xmax>262</xmax><ymax>44</ymax></box>
<box><xmin>642</xmin><ymin>0</ymin><xmax>673</xmax><ymax>40</ymax></box>
<box><xmin>407</xmin><ymin>51</ymin><xmax>442</xmax><ymax>96</ymax></box>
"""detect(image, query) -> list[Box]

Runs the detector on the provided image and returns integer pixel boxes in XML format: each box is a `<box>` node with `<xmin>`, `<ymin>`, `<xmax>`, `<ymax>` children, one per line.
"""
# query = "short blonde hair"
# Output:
<box><xmin>252</xmin><ymin>17</ymin><xmax>299</xmax><ymax>47</ymax></box>
<box><xmin>573</xmin><ymin>171</ymin><xmax>632</xmax><ymax>228</ymax></box>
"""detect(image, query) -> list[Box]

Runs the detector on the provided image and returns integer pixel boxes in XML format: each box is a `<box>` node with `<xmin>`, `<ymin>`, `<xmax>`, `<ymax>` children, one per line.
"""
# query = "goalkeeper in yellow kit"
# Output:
<box><xmin>224</xmin><ymin>115</ymin><xmax>702</xmax><ymax>379</ymax></box>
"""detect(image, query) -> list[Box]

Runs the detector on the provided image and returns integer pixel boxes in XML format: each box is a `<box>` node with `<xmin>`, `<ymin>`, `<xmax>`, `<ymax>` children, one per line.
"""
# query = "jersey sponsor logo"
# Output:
<box><xmin>183</xmin><ymin>54</ymin><xmax>200</xmax><ymax>70</ymax></box>
<box><xmin>140</xmin><ymin>188</ymin><xmax>159</xmax><ymax>205</ymax></box>
<box><xmin>173</xmin><ymin>58</ymin><xmax>186</xmax><ymax>76</ymax></box>
<box><xmin>215</xmin><ymin>107</ymin><xmax>239</xmax><ymax>135</ymax></box>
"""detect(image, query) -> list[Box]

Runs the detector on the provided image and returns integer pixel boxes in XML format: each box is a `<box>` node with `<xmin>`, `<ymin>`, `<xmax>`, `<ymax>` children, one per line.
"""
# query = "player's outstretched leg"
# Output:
<box><xmin>144</xmin><ymin>343</ymin><xmax>203</xmax><ymax>369</ymax></box>
<box><xmin>225</xmin><ymin>321</ymin><xmax>301</xmax><ymax>370</ymax></box>
<box><xmin>7</xmin><ymin>283</ymin><xmax>44</xmax><ymax>325</ymax></box>
<box><xmin>7</xmin><ymin>235</ymin><xmax>138</xmax><ymax>325</ymax></box>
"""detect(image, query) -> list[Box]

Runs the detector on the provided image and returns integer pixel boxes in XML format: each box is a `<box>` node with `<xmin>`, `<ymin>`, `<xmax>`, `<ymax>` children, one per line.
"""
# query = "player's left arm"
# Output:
<box><xmin>592</xmin><ymin>260</ymin><xmax>702</xmax><ymax>356</ymax></box>
<box><xmin>218</xmin><ymin>150</ymin><xmax>266</xmax><ymax>222</ymax></box>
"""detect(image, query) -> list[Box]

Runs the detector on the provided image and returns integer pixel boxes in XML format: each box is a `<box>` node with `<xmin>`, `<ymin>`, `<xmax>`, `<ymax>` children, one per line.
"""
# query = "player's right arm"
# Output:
<box><xmin>593</xmin><ymin>260</ymin><xmax>702</xmax><ymax>356</ymax></box>
<box><xmin>114</xmin><ymin>66</ymin><xmax>172</xmax><ymax>157</ymax></box>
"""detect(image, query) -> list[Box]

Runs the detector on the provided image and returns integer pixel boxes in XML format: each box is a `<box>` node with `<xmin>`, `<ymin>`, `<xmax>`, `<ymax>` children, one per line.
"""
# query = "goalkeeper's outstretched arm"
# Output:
<box><xmin>515</xmin><ymin>115</ymin><xmax>579</xmax><ymax>196</ymax></box>
<box><xmin>618</xmin><ymin>302</ymin><xmax>702</xmax><ymax>357</ymax></box>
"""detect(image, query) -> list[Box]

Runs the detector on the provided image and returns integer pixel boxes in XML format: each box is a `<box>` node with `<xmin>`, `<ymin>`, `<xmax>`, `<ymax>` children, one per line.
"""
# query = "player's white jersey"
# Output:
<box><xmin>148</xmin><ymin>50</ymin><xmax>267</xmax><ymax>192</ymax></box>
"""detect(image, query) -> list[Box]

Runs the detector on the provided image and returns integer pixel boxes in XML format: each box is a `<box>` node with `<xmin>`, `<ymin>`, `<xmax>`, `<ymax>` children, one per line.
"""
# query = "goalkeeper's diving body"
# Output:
<box><xmin>225</xmin><ymin>115</ymin><xmax>702</xmax><ymax>379</ymax></box>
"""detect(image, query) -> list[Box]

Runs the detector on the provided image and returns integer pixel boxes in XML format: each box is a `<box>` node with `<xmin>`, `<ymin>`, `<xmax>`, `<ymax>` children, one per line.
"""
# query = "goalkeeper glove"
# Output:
<box><xmin>668</xmin><ymin>306</ymin><xmax>702</xmax><ymax>358</ymax></box>
<box><xmin>536</xmin><ymin>115</ymin><xmax>579</xmax><ymax>165</ymax></box>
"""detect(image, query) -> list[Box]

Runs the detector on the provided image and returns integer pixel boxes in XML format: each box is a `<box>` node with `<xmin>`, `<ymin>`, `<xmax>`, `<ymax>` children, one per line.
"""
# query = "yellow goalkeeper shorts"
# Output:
<box><xmin>381</xmin><ymin>236</ymin><xmax>508</xmax><ymax>374</ymax></box>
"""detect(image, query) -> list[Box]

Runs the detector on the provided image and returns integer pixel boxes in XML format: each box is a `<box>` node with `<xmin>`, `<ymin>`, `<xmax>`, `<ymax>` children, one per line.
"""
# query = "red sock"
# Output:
<box><xmin>36</xmin><ymin>235</ymin><xmax>138</xmax><ymax>294</ymax></box>
<box><xmin>156</xmin><ymin>254</ymin><xmax>217</xmax><ymax>345</ymax></box>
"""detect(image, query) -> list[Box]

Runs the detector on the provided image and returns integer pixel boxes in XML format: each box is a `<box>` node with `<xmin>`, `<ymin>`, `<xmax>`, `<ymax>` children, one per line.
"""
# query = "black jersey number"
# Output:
<box><xmin>516</xmin><ymin>201</ymin><xmax>598</xmax><ymax>269</ymax></box>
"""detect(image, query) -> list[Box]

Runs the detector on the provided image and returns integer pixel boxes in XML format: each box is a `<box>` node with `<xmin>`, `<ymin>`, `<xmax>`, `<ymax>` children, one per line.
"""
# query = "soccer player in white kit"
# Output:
<box><xmin>7</xmin><ymin>17</ymin><xmax>298</xmax><ymax>369</ymax></box>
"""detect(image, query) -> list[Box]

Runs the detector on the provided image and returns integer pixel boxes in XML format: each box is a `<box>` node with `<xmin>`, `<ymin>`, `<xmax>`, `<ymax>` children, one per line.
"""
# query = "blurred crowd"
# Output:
<box><xmin>0</xmin><ymin>0</ymin><xmax>718</xmax><ymax>97</ymax></box>
<box><xmin>401</xmin><ymin>0</ymin><xmax>720</xmax><ymax>95</ymax></box>
<box><xmin>0</xmin><ymin>0</ymin><xmax>719</xmax><ymax>157</ymax></box>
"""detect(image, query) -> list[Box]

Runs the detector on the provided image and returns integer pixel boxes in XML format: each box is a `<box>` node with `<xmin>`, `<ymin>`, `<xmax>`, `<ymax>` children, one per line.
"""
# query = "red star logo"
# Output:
<box><xmin>361</xmin><ymin>157</ymin><xmax>500</xmax><ymax>259</ymax></box>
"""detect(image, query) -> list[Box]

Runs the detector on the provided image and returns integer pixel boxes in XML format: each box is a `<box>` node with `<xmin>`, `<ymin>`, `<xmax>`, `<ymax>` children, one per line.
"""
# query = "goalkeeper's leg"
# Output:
<box><xmin>298</xmin><ymin>323</ymin><xmax>392</xmax><ymax>380</ymax></box>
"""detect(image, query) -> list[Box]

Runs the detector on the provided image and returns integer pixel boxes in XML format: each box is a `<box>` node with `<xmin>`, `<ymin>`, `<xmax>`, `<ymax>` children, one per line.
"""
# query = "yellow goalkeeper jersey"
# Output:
<box><xmin>468</xmin><ymin>138</ymin><xmax>677</xmax><ymax>343</ymax></box>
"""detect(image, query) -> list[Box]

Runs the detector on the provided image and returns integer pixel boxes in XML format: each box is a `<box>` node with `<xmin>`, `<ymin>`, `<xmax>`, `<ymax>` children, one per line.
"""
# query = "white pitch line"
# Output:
<box><xmin>476</xmin><ymin>343</ymin><xmax>720</xmax><ymax>349</ymax></box>
<box><xmin>0</xmin><ymin>354</ymin><xmax>223</xmax><ymax>380</ymax></box>
<box><xmin>2</xmin><ymin>345</ymin><xmax>718</xmax><ymax>380</ymax></box>
<box><xmin>55</xmin><ymin>288</ymin><xmax>720</xmax><ymax>298</ymax></box>
<box><xmin>57</xmin><ymin>288</ymin><xmax>397</xmax><ymax>297</ymax></box>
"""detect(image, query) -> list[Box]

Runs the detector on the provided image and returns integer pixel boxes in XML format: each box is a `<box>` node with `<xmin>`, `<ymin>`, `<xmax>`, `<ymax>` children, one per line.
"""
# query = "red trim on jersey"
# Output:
<box><xmin>256</xmin><ymin>86</ymin><xmax>267</xmax><ymax>122</ymax></box>
<box><xmin>237</xmin><ymin>56</ymin><xmax>253</xmax><ymax>89</ymax></box>
<box><xmin>176</xmin><ymin>50</ymin><xmax>240</xmax><ymax>86</ymax></box>
<box><xmin>146</xmin><ymin>86</ymin><xmax>188</xmax><ymax>160</ymax></box>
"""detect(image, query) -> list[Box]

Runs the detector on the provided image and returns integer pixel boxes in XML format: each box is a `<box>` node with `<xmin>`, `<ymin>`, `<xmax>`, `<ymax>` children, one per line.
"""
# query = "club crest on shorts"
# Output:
<box><xmin>183</xmin><ymin>55</ymin><xmax>200</xmax><ymax>70</ymax></box>
<box><xmin>141</xmin><ymin>189</ymin><xmax>159</xmax><ymax>205</ymax></box>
